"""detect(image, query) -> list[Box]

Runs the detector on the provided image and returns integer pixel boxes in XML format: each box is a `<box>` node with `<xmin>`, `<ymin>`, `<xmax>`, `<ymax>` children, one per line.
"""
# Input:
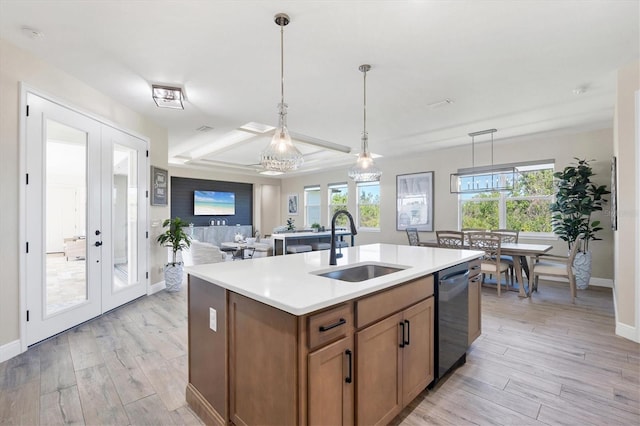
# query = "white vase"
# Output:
<box><xmin>573</xmin><ymin>251</ymin><xmax>592</xmax><ymax>290</ymax></box>
<box><xmin>164</xmin><ymin>263</ymin><xmax>184</xmax><ymax>292</ymax></box>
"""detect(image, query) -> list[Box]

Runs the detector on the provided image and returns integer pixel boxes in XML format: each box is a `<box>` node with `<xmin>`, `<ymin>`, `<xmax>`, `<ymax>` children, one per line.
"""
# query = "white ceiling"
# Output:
<box><xmin>1</xmin><ymin>1</ymin><xmax>638</xmax><ymax>177</ymax></box>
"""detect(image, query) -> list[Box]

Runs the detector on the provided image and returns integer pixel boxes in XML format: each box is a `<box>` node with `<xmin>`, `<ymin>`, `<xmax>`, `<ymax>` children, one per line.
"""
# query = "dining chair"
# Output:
<box><xmin>406</xmin><ymin>227</ymin><xmax>420</xmax><ymax>246</ymax></box>
<box><xmin>492</xmin><ymin>229</ymin><xmax>520</xmax><ymax>282</ymax></box>
<box><xmin>467</xmin><ymin>231</ymin><xmax>511</xmax><ymax>296</ymax></box>
<box><xmin>436</xmin><ymin>230</ymin><xmax>465</xmax><ymax>249</ymax></box>
<box><xmin>531</xmin><ymin>237</ymin><xmax>582</xmax><ymax>303</ymax></box>
<box><xmin>462</xmin><ymin>228</ymin><xmax>485</xmax><ymax>245</ymax></box>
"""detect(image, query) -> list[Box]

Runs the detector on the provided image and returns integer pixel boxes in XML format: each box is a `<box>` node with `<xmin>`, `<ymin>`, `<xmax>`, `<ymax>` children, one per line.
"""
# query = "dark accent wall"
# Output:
<box><xmin>170</xmin><ymin>177</ymin><xmax>253</xmax><ymax>226</ymax></box>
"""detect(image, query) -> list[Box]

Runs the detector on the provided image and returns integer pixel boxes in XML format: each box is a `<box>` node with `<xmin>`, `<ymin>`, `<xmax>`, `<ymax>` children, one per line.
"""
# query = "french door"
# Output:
<box><xmin>24</xmin><ymin>93</ymin><xmax>148</xmax><ymax>345</ymax></box>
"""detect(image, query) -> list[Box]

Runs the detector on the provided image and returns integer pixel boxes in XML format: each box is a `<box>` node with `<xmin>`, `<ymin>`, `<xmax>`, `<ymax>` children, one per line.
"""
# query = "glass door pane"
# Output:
<box><xmin>112</xmin><ymin>144</ymin><xmax>138</xmax><ymax>291</ymax></box>
<box><xmin>45</xmin><ymin>120</ymin><xmax>88</xmax><ymax>315</ymax></box>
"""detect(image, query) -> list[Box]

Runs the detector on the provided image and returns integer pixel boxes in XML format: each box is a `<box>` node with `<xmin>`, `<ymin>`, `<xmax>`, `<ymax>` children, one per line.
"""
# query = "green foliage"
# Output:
<box><xmin>156</xmin><ymin>217</ymin><xmax>191</xmax><ymax>265</ymax></box>
<box><xmin>311</xmin><ymin>222</ymin><xmax>321</xmax><ymax>229</ymax></box>
<box><xmin>286</xmin><ymin>217</ymin><xmax>295</xmax><ymax>231</ymax></box>
<box><xmin>462</xmin><ymin>198</ymin><xmax>499</xmax><ymax>230</ymax></box>
<box><xmin>330</xmin><ymin>192</ymin><xmax>349</xmax><ymax>226</ymax></box>
<box><xmin>549</xmin><ymin>158</ymin><xmax>610</xmax><ymax>251</ymax></box>
<box><xmin>358</xmin><ymin>188</ymin><xmax>380</xmax><ymax>228</ymax></box>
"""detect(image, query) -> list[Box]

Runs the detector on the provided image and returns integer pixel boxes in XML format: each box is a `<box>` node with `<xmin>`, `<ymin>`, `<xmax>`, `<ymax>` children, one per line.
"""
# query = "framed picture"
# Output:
<box><xmin>396</xmin><ymin>171</ymin><xmax>434</xmax><ymax>231</ymax></box>
<box><xmin>287</xmin><ymin>193</ymin><xmax>299</xmax><ymax>215</ymax></box>
<box><xmin>151</xmin><ymin>166</ymin><xmax>168</xmax><ymax>206</ymax></box>
<box><xmin>611</xmin><ymin>156</ymin><xmax>617</xmax><ymax>231</ymax></box>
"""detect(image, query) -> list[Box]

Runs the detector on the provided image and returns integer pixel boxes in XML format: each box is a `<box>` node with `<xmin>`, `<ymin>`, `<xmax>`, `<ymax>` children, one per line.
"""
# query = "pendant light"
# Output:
<box><xmin>260</xmin><ymin>13</ymin><xmax>304</xmax><ymax>172</ymax></box>
<box><xmin>348</xmin><ymin>64</ymin><xmax>381</xmax><ymax>182</ymax></box>
<box><xmin>449</xmin><ymin>129</ymin><xmax>516</xmax><ymax>193</ymax></box>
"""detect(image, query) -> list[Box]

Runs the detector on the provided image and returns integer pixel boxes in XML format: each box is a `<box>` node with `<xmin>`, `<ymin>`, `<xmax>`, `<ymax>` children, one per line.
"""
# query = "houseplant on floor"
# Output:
<box><xmin>157</xmin><ymin>217</ymin><xmax>191</xmax><ymax>292</ymax></box>
<box><xmin>550</xmin><ymin>158</ymin><xmax>610</xmax><ymax>289</ymax></box>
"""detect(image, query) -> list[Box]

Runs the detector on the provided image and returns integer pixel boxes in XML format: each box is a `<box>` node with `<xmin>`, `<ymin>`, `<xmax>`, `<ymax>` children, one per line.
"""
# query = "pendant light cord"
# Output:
<box><xmin>280</xmin><ymin>22</ymin><xmax>285</xmax><ymax>106</ymax></box>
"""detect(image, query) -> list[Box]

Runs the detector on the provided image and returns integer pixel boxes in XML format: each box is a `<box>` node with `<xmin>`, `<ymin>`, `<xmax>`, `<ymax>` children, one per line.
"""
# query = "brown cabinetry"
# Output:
<box><xmin>187</xmin><ymin>274</ymin><xmax>437</xmax><ymax>426</ymax></box>
<box><xmin>468</xmin><ymin>259</ymin><xmax>482</xmax><ymax>345</ymax></box>
<box><xmin>308</xmin><ymin>335</ymin><xmax>354</xmax><ymax>425</ymax></box>
<box><xmin>356</xmin><ymin>297</ymin><xmax>434</xmax><ymax>426</ymax></box>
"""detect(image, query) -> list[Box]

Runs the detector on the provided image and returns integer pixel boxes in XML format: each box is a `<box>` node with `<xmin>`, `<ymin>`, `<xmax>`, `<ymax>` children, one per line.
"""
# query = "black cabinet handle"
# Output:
<box><xmin>319</xmin><ymin>318</ymin><xmax>346</xmax><ymax>332</ymax></box>
<box><xmin>345</xmin><ymin>349</ymin><xmax>352</xmax><ymax>384</ymax></box>
<box><xmin>404</xmin><ymin>319</ymin><xmax>410</xmax><ymax>346</ymax></box>
<box><xmin>399</xmin><ymin>322</ymin><xmax>405</xmax><ymax>348</ymax></box>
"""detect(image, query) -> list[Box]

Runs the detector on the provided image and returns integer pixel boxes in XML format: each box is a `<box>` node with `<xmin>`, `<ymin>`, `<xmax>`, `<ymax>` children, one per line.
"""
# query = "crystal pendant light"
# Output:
<box><xmin>348</xmin><ymin>64</ymin><xmax>381</xmax><ymax>182</ymax></box>
<box><xmin>260</xmin><ymin>13</ymin><xmax>304</xmax><ymax>173</ymax></box>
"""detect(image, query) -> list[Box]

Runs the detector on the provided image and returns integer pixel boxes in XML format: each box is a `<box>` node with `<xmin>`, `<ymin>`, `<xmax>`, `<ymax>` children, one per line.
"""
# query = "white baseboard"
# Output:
<box><xmin>0</xmin><ymin>340</ymin><xmax>22</xmax><ymax>363</ymax></box>
<box><xmin>148</xmin><ymin>280</ymin><xmax>166</xmax><ymax>295</ymax></box>
<box><xmin>540</xmin><ymin>275</ymin><xmax>613</xmax><ymax>288</ymax></box>
<box><xmin>615</xmin><ymin>321</ymin><xmax>640</xmax><ymax>343</ymax></box>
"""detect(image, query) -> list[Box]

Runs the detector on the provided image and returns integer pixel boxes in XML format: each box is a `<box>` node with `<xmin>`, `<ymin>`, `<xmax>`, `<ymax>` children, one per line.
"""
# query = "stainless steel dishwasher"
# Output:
<box><xmin>433</xmin><ymin>262</ymin><xmax>469</xmax><ymax>384</ymax></box>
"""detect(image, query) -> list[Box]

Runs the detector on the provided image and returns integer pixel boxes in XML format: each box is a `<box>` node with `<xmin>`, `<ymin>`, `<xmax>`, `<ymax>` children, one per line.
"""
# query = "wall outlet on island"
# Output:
<box><xmin>209</xmin><ymin>307</ymin><xmax>217</xmax><ymax>332</ymax></box>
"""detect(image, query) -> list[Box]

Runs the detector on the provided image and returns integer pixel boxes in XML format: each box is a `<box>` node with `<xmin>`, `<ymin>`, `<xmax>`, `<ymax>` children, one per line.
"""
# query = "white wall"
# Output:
<box><xmin>614</xmin><ymin>60</ymin><xmax>639</xmax><ymax>341</ymax></box>
<box><xmin>280</xmin><ymin>127</ymin><xmax>614</xmax><ymax>281</ymax></box>
<box><xmin>0</xmin><ymin>38</ymin><xmax>169</xmax><ymax>348</ymax></box>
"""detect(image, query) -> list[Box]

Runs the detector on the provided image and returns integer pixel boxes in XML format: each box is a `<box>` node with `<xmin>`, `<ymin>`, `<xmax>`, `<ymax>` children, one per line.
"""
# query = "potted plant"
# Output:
<box><xmin>311</xmin><ymin>223</ymin><xmax>321</xmax><ymax>232</ymax></box>
<box><xmin>550</xmin><ymin>158</ymin><xmax>610</xmax><ymax>289</ymax></box>
<box><xmin>286</xmin><ymin>217</ymin><xmax>295</xmax><ymax>231</ymax></box>
<box><xmin>156</xmin><ymin>217</ymin><xmax>192</xmax><ymax>292</ymax></box>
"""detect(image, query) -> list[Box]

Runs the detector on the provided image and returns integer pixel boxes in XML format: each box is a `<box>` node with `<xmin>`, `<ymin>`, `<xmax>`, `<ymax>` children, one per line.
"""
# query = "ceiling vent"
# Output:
<box><xmin>195</xmin><ymin>125</ymin><xmax>214</xmax><ymax>132</ymax></box>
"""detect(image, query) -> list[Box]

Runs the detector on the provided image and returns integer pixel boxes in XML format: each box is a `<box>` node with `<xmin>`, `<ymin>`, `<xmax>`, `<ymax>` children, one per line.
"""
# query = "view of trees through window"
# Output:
<box><xmin>328</xmin><ymin>183</ymin><xmax>348</xmax><ymax>227</ymax></box>
<box><xmin>460</xmin><ymin>165</ymin><xmax>554</xmax><ymax>233</ymax></box>
<box><xmin>304</xmin><ymin>186</ymin><xmax>321</xmax><ymax>226</ymax></box>
<box><xmin>357</xmin><ymin>182</ymin><xmax>380</xmax><ymax>229</ymax></box>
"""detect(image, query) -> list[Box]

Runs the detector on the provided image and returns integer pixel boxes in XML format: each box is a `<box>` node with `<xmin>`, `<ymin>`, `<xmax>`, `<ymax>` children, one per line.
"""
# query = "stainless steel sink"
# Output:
<box><xmin>313</xmin><ymin>263</ymin><xmax>407</xmax><ymax>283</ymax></box>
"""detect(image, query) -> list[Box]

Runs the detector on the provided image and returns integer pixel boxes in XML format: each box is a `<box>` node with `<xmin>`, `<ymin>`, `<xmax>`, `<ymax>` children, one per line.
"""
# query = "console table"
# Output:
<box><xmin>271</xmin><ymin>230</ymin><xmax>354</xmax><ymax>256</ymax></box>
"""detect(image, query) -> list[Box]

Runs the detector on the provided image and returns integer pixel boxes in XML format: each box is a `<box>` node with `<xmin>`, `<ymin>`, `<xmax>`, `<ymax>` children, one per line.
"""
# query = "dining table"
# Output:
<box><xmin>500</xmin><ymin>242</ymin><xmax>553</xmax><ymax>297</ymax></box>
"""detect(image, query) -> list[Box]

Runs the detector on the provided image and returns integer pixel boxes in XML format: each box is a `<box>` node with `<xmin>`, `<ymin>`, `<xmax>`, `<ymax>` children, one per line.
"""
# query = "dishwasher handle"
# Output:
<box><xmin>439</xmin><ymin>269</ymin><xmax>469</xmax><ymax>282</ymax></box>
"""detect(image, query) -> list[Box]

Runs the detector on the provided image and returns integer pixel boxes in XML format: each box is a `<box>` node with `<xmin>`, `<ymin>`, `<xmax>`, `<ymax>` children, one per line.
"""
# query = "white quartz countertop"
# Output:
<box><xmin>186</xmin><ymin>243</ymin><xmax>483</xmax><ymax>316</ymax></box>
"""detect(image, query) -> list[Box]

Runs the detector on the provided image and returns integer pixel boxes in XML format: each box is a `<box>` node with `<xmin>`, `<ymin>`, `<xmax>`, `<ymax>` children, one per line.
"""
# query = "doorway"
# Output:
<box><xmin>23</xmin><ymin>91</ymin><xmax>148</xmax><ymax>345</ymax></box>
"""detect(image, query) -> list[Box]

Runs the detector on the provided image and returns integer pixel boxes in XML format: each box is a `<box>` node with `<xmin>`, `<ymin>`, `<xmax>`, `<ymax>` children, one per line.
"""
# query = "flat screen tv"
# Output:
<box><xmin>194</xmin><ymin>190</ymin><xmax>235</xmax><ymax>215</ymax></box>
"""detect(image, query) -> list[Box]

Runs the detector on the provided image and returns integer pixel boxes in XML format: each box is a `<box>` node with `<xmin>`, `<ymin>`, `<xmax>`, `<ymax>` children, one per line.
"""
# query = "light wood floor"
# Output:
<box><xmin>1</xmin><ymin>280</ymin><xmax>638</xmax><ymax>425</ymax></box>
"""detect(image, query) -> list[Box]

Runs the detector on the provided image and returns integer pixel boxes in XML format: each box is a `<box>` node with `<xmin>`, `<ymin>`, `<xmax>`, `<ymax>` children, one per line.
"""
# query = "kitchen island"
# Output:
<box><xmin>185</xmin><ymin>243</ymin><xmax>482</xmax><ymax>426</ymax></box>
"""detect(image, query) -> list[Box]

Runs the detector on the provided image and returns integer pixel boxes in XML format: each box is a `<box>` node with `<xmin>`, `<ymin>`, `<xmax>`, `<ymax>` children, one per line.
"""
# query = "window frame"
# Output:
<box><xmin>458</xmin><ymin>162</ymin><xmax>555</xmax><ymax>238</ymax></box>
<box><xmin>303</xmin><ymin>185</ymin><xmax>321</xmax><ymax>227</ymax></box>
<box><xmin>356</xmin><ymin>181</ymin><xmax>381</xmax><ymax>231</ymax></box>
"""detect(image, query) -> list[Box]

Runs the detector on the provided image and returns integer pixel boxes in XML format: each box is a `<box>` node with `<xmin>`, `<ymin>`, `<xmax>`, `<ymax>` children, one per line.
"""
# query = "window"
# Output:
<box><xmin>328</xmin><ymin>183</ymin><xmax>348</xmax><ymax>227</ymax></box>
<box><xmin>459</xmin><ymin>162</ymin><xmax>554</xmax><ymax>235</ymax></box>
<box><xmin>356</xmin><ymin>182</ymin><xmax>380</xmax><ymax>230</ymax></box>
<box><xmin>304</xmin><ymin>186</ymin><xmax>321</xmax><ymax>226</ymax></box>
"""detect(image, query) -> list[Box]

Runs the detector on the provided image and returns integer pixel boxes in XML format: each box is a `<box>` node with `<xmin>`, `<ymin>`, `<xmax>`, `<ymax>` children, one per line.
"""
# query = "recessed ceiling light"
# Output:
<box><xmin>572</xmin><ymin>86</ymin><xmax>587</xmax><ymax>95</ymax></box>
<box><xmin>21</xmin><ymin>26</ymin><xmax>43</xmax><ymax>39</ymax></box>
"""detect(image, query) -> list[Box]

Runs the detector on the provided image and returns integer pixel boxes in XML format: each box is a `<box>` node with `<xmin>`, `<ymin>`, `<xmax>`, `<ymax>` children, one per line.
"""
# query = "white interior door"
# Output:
<box><xmin>24</xmin><ymin>93</ymin><xmax>148</xmax><ymax>345</ymax></box>
<box><xmin>102</xmin><ymin>126</ymin><xmax>148</xmax><ymax>312</ymax></box>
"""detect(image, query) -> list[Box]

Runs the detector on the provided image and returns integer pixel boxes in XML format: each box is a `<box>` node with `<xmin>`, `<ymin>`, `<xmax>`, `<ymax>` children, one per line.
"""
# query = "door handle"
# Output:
<box><xmin>404</xmin><ymin>319</ymin><xmax>410</xmax><ymax>346</ymax></box>
<box><xmin>94</xmin><ymin>241</ymin><xmax>103</xmax><ymax>247</ymax></box>
<box><xmin>345</xmin><ymin>349</ymin><xmax>352</xmax><ymax>384</ymax></box>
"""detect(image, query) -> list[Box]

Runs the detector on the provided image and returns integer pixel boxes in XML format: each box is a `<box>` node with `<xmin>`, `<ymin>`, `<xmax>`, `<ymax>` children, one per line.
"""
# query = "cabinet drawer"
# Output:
<box><xmin>356</xmin><ymin>275</ymin><xmax>434</xmax><ymax>328</ymax></box>
<box><xmin>308</xmin><ymin>303</ymin><xmax>353</xmax><ymax>351</ymax></box>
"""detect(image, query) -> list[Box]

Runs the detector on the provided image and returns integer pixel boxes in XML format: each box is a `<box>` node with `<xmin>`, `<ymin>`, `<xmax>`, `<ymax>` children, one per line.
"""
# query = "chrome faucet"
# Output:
<box><xmin>330</xmin><ymin>210</ymin><xmax>358</xmax><ymax>266</ymax></box>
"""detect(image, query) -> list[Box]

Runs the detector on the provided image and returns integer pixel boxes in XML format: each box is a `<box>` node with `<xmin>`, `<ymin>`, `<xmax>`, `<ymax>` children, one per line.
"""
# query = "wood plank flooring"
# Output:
<box><xmin>1</xmin><ymin>279</ymin><xmax>638</xmax><ymax>425</ymax></box>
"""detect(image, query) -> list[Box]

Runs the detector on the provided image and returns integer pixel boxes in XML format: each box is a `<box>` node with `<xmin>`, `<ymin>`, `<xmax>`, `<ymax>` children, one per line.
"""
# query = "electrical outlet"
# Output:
<box><xmin>209</xmin><ymin>307</ymin><xmax>217</xmax><ymax>332</ymax></box>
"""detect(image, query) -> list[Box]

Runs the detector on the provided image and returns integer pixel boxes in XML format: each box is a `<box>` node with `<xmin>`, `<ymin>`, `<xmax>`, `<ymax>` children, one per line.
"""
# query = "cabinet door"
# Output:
<box><xmin>308</xmin><ymin>336</ymin><xmax>354</xmax><ymax>426</ymax></box>
<box><xmin>401</xmin><ymin>297</ymin><xmax>435</xmax><ymax>404</ymax></box>
<box><xmin>468</xmin><ymin>273</ymin><xmax>482</xmax><ymax>345</ymax></box>
<box><xmin>356</xmin><ymin>312</ymin><xmax>403</xmax><ymax>426</ymax></box>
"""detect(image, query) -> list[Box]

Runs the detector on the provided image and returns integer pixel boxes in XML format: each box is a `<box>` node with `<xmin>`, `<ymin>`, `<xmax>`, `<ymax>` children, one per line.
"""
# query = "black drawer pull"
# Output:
<box><xmin>399</xmin><ymin>322</ymin><xmax>405</xmax><ymax>348</ymax></box>
<box><xmin>404</xmin><ymin>319</ymin><xmax>410</xmax><ymax>346</ymax></box>
<box><xmin>345</xmin><ymin>349</ymin><xmax>353</xmax><ymax>383</ymax></box>
<box><xmin>470</xmin><ymin>264</ymin><xmax>481</xmax><ymax>271</ymax></box>
<box><xmin>319</xmin><ymin>318</ymin><xmax>346</xmax><ymax>332</ymax></box>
